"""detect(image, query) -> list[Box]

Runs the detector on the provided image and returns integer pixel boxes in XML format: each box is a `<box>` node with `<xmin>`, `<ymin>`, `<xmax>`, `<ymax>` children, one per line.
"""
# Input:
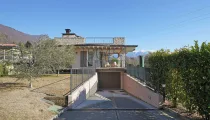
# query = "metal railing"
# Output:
<box><xmin>85</xmin><ymin>37</ymin><xmax>114</xmax><ymax>44</ymax></box>
<box><xmin>94</xmin><ymin>60</ymin><xmax>126</xmax><ymax>68</ymax></box>
<box><xmin>126</xmin><ymin>65</ymin><xmax>156</xmax><ymax>90</ymax></box>
<box><xmin>70</xmin><ymin>68</ymin><xmax>96</xmax><ymax>93</ymax></box>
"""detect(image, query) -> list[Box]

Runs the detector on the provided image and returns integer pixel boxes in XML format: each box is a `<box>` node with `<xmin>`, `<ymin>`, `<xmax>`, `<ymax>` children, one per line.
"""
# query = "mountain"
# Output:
<box><xmin>0</xmin><ymin>24</ymin><xmax>42</xmax><ymax>44</ymax></box>
<box><xmin>112</xmin><ymin>51</ymin><xmax>149</xmax><ymax>58</ymax></box>
<box><xmin>126</xmin><ymin>49</ymin><xmax>157</xmax><ymax>58</ymax></box>
<box><xmin>126</xmin><ymin>51</ymin><xmax>149</xmax><ymax>58</ymax></box>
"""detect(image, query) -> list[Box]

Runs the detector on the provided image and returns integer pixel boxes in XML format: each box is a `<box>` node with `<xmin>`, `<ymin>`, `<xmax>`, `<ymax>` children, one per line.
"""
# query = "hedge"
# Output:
<box><xmin>0</xmin><ymin>63</ymin><xmax>9</xmax><ymax>77</ymax></box>
<box><xmin>148</xmin><ymin>41</ymin><xmax>210</xmax><ymax>119</ymax></box>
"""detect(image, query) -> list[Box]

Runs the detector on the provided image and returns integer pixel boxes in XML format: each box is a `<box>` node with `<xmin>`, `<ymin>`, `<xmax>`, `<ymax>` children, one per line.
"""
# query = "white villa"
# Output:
<box><xmin>55</xmin><ymin>29</ymin><xmax>138</xmax><ymax>69</ymax></box>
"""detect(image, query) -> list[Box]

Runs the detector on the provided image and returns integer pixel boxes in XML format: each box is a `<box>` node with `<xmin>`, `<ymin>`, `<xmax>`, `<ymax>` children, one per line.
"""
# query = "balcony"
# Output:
<box><xmin>94</xmin><ymin>60</ymin><xmax>126</xmax><ymax>68</ymax></box>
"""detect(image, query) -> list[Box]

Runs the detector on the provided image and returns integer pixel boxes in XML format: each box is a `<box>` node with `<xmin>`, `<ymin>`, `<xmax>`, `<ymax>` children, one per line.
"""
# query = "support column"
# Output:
<box><xmin>139</xmin><ymin>56</ymin><xmax>144</xmax><ymax>67</ymax></box>
<box><xmin>109</xmin><ymin>46</ymin><xmax>110</xmax><ymax>64</ymax></box>
<box><xmin>121</xmin><ymin>47</ymin><xmax>126</xmax><ymax>68</ymax></box>
<box><xmin>70</xmin><ymin>69</ymin><xmax>73</xmax><ymax>95</ymax></box>
<box><xmin>12</xmin><ymin>49</ymin><xmax>14</xmax><ymax>61</ymax></box>
<box><xmin>3</xmin><ymin>49</ymin><xmax>5</xmax><ymax>60</ymax></box>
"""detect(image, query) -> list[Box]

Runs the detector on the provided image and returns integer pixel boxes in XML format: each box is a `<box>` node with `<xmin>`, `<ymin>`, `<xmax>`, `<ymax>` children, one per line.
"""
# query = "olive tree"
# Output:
<box><xmin>14</xmin><ymin>39</ymin><xmax>75</xmax><ymax>88</ymax></box>
<box><xmin>48</xmin><ymin>43</ymin><xmax>75</xmax><ymax>76</ymax></box>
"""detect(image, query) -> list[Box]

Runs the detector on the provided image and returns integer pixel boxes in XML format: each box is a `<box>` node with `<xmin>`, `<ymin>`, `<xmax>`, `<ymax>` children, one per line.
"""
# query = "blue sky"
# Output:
<box><xmin>1</xmin><ymin>0</ymin><xmax>210</xmax><ymax>52</ymax></box>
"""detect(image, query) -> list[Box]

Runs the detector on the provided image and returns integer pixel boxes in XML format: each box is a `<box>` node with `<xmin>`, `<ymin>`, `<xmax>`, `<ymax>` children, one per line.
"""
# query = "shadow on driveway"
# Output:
<box><xmin>56</xmin><ymin>90</ymin><xmax>183</xmax><ymax>120</ymax></box>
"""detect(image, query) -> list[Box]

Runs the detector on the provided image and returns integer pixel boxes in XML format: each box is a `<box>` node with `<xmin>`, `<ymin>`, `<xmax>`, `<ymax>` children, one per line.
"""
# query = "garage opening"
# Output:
<box><xmin>98</xmin><ymin>72</ymin><xmax>121</xmax><ymax>90</ymax></box>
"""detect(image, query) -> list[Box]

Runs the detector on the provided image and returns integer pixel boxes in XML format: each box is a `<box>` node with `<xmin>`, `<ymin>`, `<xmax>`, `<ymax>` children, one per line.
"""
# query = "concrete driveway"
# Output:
<box><xmin>56</xmin><ymin>90</ymin><xmax>182</xmax><ymax>120</ymax></box>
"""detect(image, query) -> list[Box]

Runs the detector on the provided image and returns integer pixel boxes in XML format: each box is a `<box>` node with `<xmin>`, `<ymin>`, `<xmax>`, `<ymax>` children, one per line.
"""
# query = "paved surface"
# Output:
<box><xmin>56</xmin><ymin>90</ymin><xmax>183</xmax><ymax>120</ymax></box>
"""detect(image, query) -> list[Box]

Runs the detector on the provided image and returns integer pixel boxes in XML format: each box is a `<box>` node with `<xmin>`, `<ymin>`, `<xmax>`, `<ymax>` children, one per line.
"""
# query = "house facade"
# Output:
<box><xmin>55</xmin><ymin>29</ymin><xmax>138</xmax><ymax>69</ymax></box>
<box><xmin>0</xmin><ymin>44</ymin><xmax>18</xmax><ymax>62</ymax></box>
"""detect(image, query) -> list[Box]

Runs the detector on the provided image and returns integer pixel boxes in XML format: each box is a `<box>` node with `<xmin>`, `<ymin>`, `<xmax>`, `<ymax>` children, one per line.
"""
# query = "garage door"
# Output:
<box><xmin>98</xmin><ymin>72</ymin><xmax>121</xmax><ymax>89</ymax></box>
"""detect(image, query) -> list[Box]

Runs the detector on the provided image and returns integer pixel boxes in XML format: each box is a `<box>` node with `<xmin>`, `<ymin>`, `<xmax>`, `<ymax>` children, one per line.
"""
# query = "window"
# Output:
<box><xmin>80</xmin><ymin>51</ymin><xmax>87</xmax><ymax>67</ymax></box>
<box><xmin>88</xmin><ymin>51</ymin><xmax>94</xmax><ymax>67</ymax></box>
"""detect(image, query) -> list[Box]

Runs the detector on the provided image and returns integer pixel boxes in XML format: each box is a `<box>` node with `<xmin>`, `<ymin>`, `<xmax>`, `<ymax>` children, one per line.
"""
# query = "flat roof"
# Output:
<box><xmin>74</xmin><ymin>44</ymin><xmax>138</xmax><ymax>47</ymax></box>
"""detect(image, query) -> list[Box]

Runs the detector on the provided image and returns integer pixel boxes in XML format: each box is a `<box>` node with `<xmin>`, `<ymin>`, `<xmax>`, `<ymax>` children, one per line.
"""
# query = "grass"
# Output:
<box><xmin>0</xmin><ymin>74</ymin><xmax>70</xmax><ymax>96</ymax></box>
<box><xmin>0</xmin><ymin>74</ymin><xmax>71</xmax><ymax>120</ymax></box>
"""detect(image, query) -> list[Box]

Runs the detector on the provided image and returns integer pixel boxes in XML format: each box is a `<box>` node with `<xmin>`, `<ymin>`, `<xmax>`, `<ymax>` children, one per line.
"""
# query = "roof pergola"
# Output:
<box><xmin>74</xmin><ymin>44</ymin><xmax>137</xmax><ymax>53</ymax></box>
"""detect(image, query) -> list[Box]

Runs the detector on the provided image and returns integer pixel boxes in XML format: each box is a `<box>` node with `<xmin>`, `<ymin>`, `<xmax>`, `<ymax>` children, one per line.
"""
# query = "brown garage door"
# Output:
<box><xmin>98</xmin><ymin>72</ymin><xmax>121</xmax><ymax>89</ymax></box>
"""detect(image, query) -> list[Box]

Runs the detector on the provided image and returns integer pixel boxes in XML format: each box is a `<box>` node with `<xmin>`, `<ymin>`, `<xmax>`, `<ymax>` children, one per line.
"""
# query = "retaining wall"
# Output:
<box><xmin>68</xmin><ymin>73</ymin><xmax>98</xmax><ymax>109</ymax></box>
<box><xmin>123</xmin><ymin>73</ymin><xmax>163</xmax><ymax>108</ymax></box>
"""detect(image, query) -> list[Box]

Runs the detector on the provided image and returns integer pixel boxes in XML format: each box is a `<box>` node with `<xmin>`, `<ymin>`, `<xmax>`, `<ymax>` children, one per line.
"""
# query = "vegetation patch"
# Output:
<box><xmin>44</xmin><ymin>96</ymin><xmax>68</xmax><ymax>107</ymax></box>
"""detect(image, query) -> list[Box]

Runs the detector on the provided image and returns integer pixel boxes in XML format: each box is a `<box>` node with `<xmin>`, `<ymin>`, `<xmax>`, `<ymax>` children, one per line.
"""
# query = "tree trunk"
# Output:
<box><xmin>29</xmin><ymin>77</ymin><xmax>33</xmax><ymax>88</ymax></box>
<box><xmin>172</xmin><ymin>97</ymin><xmax>177</xmax><ymax>107</ymax></box>
<box><xmin>57</xmin><ymin>70</ymin><xmax>59</xmax><ymax>77</ymax></box>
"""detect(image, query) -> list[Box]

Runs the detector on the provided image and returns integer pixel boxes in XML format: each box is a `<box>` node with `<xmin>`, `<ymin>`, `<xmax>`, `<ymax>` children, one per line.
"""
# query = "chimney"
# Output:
<box><xmin>65</xmin><ymin>29</ymin><xmax>71</xmax><ymax>34</ymax></box>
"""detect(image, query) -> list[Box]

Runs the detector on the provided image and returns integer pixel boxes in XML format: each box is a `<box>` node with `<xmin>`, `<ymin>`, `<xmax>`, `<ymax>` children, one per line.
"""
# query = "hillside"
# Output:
<box><xmin>0</xmin><ymin>24</ymin><xmax>42</xmax><ymax>44</ymax></box>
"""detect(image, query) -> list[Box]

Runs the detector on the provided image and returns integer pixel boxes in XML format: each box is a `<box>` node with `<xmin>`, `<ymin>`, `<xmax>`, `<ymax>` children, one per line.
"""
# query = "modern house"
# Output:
<box><xmin>55</xmin><ymin>29</ymin><xmax>138</xmax><ymax>69</ymax></box>
<box><xmin>54</xmin><ymin>29</ymin><xmax>163</xmax><ymax>109</ymax></box>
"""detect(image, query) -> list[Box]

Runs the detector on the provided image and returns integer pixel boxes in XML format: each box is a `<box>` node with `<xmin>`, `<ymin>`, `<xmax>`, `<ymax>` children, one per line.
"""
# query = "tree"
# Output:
<box><xmin>14</xmin><ymin>39</ymin><xmax>75</xmax><ymax>88</ymax></box>
<box><xmin>25</xmin><ymin>41</ymin><xmax>32</xmax><ymax>48</ymax></box>
<box><xmin>144</xmin><ymin>53</ymin><xmax>151</xmax><ymax>68</ymax></box>
<box><xmin>47</xmin><ymin>41</ymin><xmax>75</xmax><ymax>76</ymax></box>
<box><xmin>38</xmin><ymin>34</ymin><xmax>50</xmax><ymax>41</ymax></box>
<box><xmin>126</xmin><ymin>57</ymin><xmax>139</xmax><ymax>66</ymax></box>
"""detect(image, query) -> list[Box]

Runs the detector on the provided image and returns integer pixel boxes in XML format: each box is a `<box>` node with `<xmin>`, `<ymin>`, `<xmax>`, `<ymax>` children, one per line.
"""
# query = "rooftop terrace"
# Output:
<box><xmin>54</xmin><ymin>29</ymin><xmax>125</xmax><ymax>45</ymax></box>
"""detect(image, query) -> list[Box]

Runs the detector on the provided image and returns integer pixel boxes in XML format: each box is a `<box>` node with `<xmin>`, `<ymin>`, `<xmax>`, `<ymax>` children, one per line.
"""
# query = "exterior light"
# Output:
<box><xmin>162</xmin><ymin>83</ymin><xmax>166</xmax><ymax>103</ymax></box>
<box><xmin>162</xmin><ymin>84</ymin><xmax>166</xmax><ymax>88</ymax></box>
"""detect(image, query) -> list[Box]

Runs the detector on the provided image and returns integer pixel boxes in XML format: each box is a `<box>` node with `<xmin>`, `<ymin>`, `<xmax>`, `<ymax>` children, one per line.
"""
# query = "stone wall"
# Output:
<box><xmin>62</xmin><ymin>35</ymin><xmax>77</xmax><ymax>38</ymax></box>
<box><xmin>55</xmin><ymin>37</ymin><xmax>85</xmax><ymax>45</ymax></box>
<box><xmin>113</xmin><ymin>37</ymin><xmax>125</xmax><ymax>45</ymax></box>
<box><xmin>55</xmin><ymin>37</ymin><xmax>125</xmax><ymax>45</ymax></box>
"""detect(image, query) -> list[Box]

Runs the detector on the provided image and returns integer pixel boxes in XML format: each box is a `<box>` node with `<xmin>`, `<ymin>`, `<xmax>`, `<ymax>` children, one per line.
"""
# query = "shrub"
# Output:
<box><xmin>111</xmin><ymin>58</ymin><xmax>119</xmax><ymax>64</ymax></box>
<box><xmin>0</xmin><ymin>63</ymin><xmax>3</xmax><ymax>77</ymax></box>
<box><xmin>0</xmin><ymin>62</ymin><xmax>10</xmax><ymax>77</ymax></box>
<box><xmin>148</xmin><ymin>41</ymin><xmax>210</xmax><ymax>119</ymax></box>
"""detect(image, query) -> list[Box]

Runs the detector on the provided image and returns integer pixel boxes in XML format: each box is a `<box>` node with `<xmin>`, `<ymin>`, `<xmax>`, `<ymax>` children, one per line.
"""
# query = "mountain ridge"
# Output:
<box><xmin>0</xmin><ymin>24</ymin><xmax>42</xmax><ymax>44</ymax></box>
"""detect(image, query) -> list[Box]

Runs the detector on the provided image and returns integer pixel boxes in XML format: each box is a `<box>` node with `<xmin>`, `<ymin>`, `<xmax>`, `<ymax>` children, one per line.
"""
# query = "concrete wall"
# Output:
<box><xmin>123</xmin><ymin>73</ymin><xmax>163</xmax><ymax>108</ymax></box>
<box><xmin>72</xmin><ymin>49</ymin><xmax>81</xmax><ymax>68</ymax></box>
<box><xmin>68</xmin><ymin>73</ymin><xmax>98</xmax><ymax>109</ymax></box>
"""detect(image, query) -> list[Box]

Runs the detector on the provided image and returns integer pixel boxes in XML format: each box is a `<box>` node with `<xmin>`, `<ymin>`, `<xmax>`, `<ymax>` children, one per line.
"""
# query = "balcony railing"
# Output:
<box><xmin>85</xmin><ymin>37</ymin><xmax>114</xmax><ymax>44</ymax></box>
<box><xmin>70</xmin><ymin>68</ymin><xmax>96</xmax><ymax>93</ymax></box>
<box><xmin>55</xmin><ymin>37</ymin><xmax>125</xmax><ymax>45</ymax></box>
<box><xmin>94</xmin><ymin>60</ymin><xmax>126</xmax><ymax>68</ymax></box>
<box><xmin>85</xmin><ymin>37</ymin><xmax>125</xmax><ymax>45</ymax></box>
